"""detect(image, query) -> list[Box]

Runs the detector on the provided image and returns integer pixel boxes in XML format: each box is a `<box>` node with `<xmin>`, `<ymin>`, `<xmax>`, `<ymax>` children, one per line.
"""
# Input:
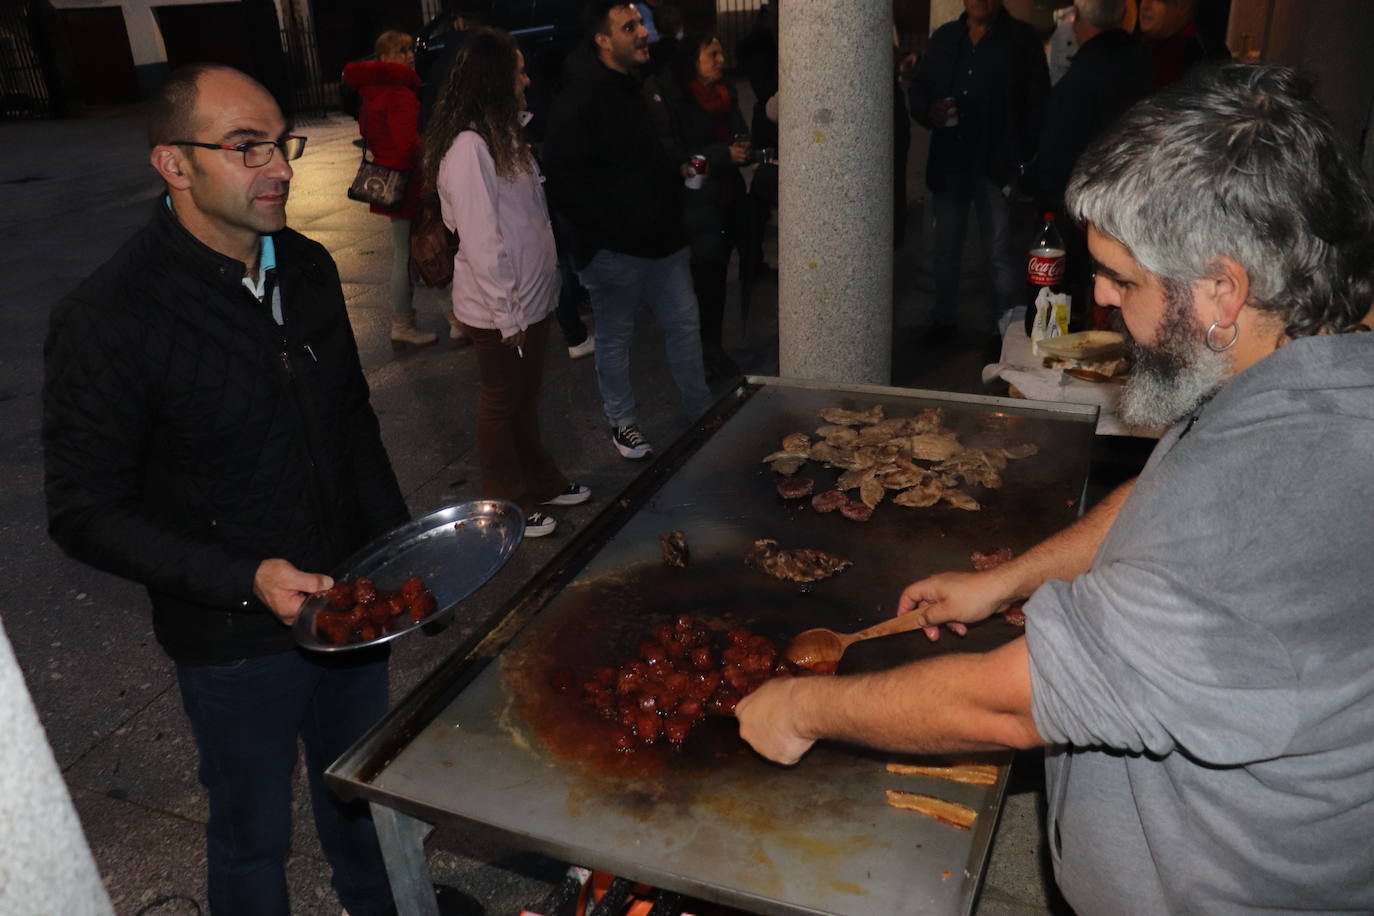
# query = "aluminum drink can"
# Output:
<box><xmin>685</xmin><ymin>154</ymin><xmax>708</xmax><ymax>190</ymax></box>
<box><xmin>940</xmin><ymin>97</ymin><xmax>959</xmax><ymax>128</ymax></box>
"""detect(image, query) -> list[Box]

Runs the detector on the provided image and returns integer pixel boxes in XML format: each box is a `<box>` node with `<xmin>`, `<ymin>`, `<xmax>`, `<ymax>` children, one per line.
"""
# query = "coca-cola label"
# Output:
<box><xmin>1028</xmin><ymin>252</ymin><xmax>1065</xmax><ymax>286</ymax></box>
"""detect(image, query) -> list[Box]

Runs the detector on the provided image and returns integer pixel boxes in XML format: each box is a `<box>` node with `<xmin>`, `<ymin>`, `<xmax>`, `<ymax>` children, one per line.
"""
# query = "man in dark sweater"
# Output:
<box><xmin>1030</xmin><ymin>0</ymin><xmax>1152</xmax><ymax>319</ymax></box>
<box><xmin>43</xmin><ymin>65</ymin><xmax>405</xmax><ymax>916</ymax></box>
<box><xmin>1032</xmin><ymin>0</ymin><xmax>1151</xmax><ymax>209</ymax></box>
<box><xmin>542</xmin><ymin>0</ymin><xmax>711</xmax><ymax>461</ymax></box>
<box><xmin>909</xmin><ymin>0</ymin><xmax>1049</xmax><ymax>343</ymax></box>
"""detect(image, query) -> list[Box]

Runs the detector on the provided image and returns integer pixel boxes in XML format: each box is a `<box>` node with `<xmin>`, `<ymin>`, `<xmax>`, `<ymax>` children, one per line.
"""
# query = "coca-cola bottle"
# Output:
<box><xmin>1023</xmin><ymin>212</ymin><xmax>1070</xmax><ymax>338</ymax></box>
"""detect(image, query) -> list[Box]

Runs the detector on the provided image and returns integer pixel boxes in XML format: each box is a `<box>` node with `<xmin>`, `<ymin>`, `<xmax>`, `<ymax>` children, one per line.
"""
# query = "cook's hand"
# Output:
<box><xmin>502</xmin><ymin>330</ymin><xmax>526</xmax><ymax>349</ymax></box>
<box><xmin>254</xmin><ymin>558</ymin><xmax>333</xmax><ymax>626</ymax></box>
<box><xmin>897</xmin><ymin>571</ymin><xmax>1015</xmax><ymax>641</ymax></box>
<box><xmin>736</xmin><ymin>678</ymin><xmax>815</xmax><ymax>765</ymax></box>
<box><xmin>729</xmin><ymin>142</ymin><xmax>752</xmax><ymax>165</ymax></box>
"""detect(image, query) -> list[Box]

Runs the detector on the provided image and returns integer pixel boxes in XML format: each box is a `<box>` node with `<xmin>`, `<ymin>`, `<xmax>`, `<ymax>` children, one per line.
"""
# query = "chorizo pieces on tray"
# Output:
<box><xmin>313</xmin><ymin>576</ymin><xmax>438</xmax><ymax>646</ymax></box>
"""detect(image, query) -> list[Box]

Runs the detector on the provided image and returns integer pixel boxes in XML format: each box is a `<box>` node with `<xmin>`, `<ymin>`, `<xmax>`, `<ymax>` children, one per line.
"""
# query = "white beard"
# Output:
<box><xmin>1118</xmin><ymin>285</ymin><xmax>1232</xmax><ymax>429</ymax></box>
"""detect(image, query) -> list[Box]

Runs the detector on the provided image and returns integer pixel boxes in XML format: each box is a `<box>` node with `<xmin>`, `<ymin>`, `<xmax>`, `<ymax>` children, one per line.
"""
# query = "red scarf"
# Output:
<box><xmin>689</xmin><ymin>81</ymin><xmax>733</xmax><ymax>121</ymax></box>
<box><xmin>687</xmin><ymin>80</ymin><xmax>738</xmax><ymax>204</ymax></box>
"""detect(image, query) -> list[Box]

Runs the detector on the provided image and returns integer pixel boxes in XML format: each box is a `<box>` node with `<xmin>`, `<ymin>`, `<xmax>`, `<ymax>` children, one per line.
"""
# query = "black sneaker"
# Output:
<box><xmin>541</xmin><ymin>483</ymin><xmax>591</xmax><ymax>506</ymax></box>
<box><xmin>612</xmin><ymin>424</ymin><xmax>653</xmax><ymax>460</ymax></box>
<box><xmin>524</xmin><ymin>512</ymin><xmax>557</xmax><ymax>538</ymax></box>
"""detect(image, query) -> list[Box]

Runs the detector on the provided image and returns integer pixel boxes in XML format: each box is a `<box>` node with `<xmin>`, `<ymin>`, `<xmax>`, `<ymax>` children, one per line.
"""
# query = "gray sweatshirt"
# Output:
<box><xmin>1025</xmin><ymin>332</ymin><xmax>1374</xmax><ymax>913</ymax></box>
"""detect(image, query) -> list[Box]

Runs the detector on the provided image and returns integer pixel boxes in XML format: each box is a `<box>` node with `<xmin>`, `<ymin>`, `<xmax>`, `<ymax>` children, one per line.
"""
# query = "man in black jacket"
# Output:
<box><xmin>909</xmin><ymin>0</ymin><xmax>1049</xmax><ymax>344</ymax></box>
<box><xmin>1030</xmin><ymin>0</ymin><xmax>1151</xmax><ymax>321</ymax></box>
<box><xmin>43</xmin><ymin>65</ymin><xmax>405</xmax><ymax>916</ymax></box>
<box><xmin>542</xmin><ymin>0</ymin><xmax>711</xmax><ymax>461</ymax></box>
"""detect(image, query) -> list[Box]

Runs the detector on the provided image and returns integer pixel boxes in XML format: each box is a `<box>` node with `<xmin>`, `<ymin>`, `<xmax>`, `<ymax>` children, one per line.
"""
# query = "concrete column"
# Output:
<box><xmin>0</xmin><ymin>619</ymin><xmax>113</xmax><ymax>915</ymax></box>
<box><xmin>777</xmin><ymin>0</ymin><xmax>894</xmax><ymax>385</ymax></box>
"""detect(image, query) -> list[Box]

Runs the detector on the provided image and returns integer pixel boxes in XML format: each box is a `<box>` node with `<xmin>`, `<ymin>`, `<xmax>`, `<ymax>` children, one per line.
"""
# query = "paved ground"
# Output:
<box><xmin>0</xmin><ymin>110</ymin><xmax>1069</xmax><ymax>916</ymax></box>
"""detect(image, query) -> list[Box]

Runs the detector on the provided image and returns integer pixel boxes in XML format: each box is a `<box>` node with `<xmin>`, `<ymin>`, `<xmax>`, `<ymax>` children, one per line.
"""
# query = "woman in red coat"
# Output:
<box><xmin>345</xmin><ymin>31</ymin><xmax>463</xmax><ymax>346</ymax></box>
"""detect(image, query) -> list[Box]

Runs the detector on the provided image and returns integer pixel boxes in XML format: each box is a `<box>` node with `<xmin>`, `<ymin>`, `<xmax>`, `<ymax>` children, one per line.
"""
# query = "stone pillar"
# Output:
<box><xmin>777</xmin><ymin>0</ymin><xmax>893</xmax><ymax>385</ymax></box>
<box><xmin>0</xmin><ymin>618</ymin><xmax>113</xmax><ymax>915</ymax></box>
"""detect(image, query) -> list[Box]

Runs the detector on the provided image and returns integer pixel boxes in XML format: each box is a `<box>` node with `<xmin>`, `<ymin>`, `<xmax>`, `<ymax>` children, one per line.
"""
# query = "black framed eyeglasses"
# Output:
<box><xmin>169</xmin><ymin>135</ymin><xmax>307</xmax><ymax>168</ymax></box>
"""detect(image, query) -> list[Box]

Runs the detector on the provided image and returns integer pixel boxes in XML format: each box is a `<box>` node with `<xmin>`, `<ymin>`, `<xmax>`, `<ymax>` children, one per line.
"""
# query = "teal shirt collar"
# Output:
<box><xmin>164</xmin><ymin>194</ymin><xmax>274</xmax><ymax>299</ymax></box>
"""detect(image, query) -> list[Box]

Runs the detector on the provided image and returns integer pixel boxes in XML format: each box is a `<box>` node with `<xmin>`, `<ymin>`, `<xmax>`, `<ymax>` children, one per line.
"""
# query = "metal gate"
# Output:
<box><xmin>280</xmin><ymin>23</ymin><xmax>333</xmax><ymax>119</ymax></box>
<box><xmin>0</xmin><ymin>1</ymin><xmax>52</xmax><ymax>119</ymax></box>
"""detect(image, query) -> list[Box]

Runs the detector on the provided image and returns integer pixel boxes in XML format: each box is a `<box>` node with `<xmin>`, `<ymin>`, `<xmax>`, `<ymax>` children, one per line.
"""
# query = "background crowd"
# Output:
<box><xmin>343</xmin><ymin>0</ymin><xmax>1235</xmax><ymax>528</ymax></box>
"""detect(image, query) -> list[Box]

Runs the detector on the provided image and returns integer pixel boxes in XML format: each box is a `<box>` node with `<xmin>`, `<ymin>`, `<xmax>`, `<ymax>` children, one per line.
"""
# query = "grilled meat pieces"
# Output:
<box><xmin>660</xmin><ymin>531</ymin><xmax>690</xmax><ymax>568</ymax></box>
<box><xmin>745</xmin><ymin>538</ymin><xmax>851</xmax><ymax>583</ymax></box>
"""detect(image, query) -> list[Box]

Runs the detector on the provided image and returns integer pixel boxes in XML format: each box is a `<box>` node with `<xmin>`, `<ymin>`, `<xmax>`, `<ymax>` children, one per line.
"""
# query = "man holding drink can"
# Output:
<box><xmin>909</xmin><ymin>0</ymin><xmax>1049</xmax><ymax>349</ymax></box>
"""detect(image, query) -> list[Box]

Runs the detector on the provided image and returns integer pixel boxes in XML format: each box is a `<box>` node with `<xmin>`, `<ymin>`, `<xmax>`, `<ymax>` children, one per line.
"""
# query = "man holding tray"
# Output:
<box><xmin>43</xmin><ymin>65</ymin><xmax>406</xmax><ymax>915</ymax></box>
<box><xmin>738</xmin><ymin>62</ymin><xmax>1374</xmax><ymax>912</ymax></box>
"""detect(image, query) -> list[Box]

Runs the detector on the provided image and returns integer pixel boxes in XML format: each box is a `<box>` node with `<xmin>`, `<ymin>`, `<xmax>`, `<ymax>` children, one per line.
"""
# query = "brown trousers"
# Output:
<box><xmin>460</xmin><ymin>316</ymin><xmax>568</xmax><ymax>513</ymax></box>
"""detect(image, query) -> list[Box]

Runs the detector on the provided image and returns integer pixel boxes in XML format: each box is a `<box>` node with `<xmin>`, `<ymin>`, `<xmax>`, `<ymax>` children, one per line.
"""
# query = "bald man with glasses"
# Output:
<box><xmin>44</xmin><ymin>64</ymin><xmax>407</xmax><ymax>916</ymax></box>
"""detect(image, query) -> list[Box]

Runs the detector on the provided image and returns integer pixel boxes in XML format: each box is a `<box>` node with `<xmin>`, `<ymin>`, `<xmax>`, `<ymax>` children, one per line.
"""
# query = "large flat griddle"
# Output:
<box><xmin>330</xmin><ymin>378</ymin><xmax>1097</xmax><ymax>916</ymax></box>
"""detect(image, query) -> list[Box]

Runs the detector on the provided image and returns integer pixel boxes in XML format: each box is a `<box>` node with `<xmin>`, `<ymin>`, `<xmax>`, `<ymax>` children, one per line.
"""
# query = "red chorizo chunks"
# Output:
<box><xmin>575</xmin><ymin>618</ymin><xmax>828</xmax><ymax>752</ymax></box>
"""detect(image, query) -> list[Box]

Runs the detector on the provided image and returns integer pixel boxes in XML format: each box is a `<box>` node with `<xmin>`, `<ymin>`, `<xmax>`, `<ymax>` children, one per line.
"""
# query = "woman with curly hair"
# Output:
<box><xmin>422</xmin><ymin>27</ymin><xmax>589</xmax><ymax>538</ymax></box>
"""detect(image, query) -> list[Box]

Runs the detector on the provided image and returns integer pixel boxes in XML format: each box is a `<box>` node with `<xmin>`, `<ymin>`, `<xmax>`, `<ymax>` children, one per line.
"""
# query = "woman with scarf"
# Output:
<box><xmin>646</xmin><ymin>32</ymin><xmax>751</xmax><ymax>381</ymax></box>
<box><xmin>421</xmin><ymin>27</ymin><xmax>589</xmax><ymax>538</ymax></box>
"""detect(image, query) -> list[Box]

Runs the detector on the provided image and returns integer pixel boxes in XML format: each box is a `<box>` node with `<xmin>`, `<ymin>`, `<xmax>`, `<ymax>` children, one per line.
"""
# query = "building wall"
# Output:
<box><xmin>48</xmin><ymin>0</ymin><xmax>291</xmax><ymax>94</ymax></box>
<box><xmin>1263</xmin><ymin>0</ymin><xmax>1374</xmax><ymax>162</ymax></box>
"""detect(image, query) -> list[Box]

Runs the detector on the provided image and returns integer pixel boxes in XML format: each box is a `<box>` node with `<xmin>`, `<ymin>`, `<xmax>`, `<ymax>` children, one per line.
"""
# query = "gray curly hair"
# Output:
<box><xmin>1066</xmin><ymin>62</ymin><xmax>1374</xmax><ymax>338</ymax></box>
<box><xmin>1074</xmin><ymin>0</ymin><xmax>1127</xmax><ymax>31</ymax></box>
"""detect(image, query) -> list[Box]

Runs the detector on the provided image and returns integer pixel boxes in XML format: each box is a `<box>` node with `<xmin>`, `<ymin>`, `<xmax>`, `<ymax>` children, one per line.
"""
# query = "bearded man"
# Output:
<box><xmin>736</xmin><ymin>62</ymin><xmax>1374</xmax><ymax>912</ymax></box>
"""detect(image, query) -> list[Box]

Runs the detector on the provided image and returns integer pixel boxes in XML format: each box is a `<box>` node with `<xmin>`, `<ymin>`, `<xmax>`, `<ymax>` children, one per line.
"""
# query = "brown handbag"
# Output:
<box><xmin>408</xmin><ymin>192</ymin><xmax>459</xmax><ymax>287</ymax></box>
<box><xmin>347</xmin><ymin>148</ymin><xmax>409</xmax><ymax>210</ymax></box>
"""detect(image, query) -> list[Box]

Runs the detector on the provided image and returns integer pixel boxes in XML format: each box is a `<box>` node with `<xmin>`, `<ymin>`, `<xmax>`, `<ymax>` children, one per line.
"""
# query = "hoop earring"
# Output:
<box><xmin>1205</xmin><ymin>321</ymin><xmax>1238</xmax><ymax>353</ymax></box>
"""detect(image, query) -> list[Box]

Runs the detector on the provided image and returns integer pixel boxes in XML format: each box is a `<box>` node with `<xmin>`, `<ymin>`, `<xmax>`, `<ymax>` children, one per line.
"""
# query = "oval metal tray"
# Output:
<box><xmin>294</xmin><ymin>500</ymin><xmax>524</xmax><ymax>652</ymax></box>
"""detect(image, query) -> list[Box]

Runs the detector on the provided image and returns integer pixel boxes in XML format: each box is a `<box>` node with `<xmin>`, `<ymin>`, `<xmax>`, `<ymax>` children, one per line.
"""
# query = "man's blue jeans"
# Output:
<box><xmin>576</xmin><ymin>247</ymin><xmax>712</xmax><ymax>428</ymax></box>
<box><xmin>929</xmin><ymin>171</ymin><xmax>1020</xmax><ymax>332</ymax></box>
<box><xmin>176</xmin><ymin>647</ymin><xmax>393</xmax><ymax>916</ymax></box>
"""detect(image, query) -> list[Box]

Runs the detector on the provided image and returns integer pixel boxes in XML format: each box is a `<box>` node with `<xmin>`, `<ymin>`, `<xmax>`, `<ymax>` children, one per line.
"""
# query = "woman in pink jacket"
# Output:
<box><xmin>421</xmin><ymin>27</ymin><xmax>589</xmax><ymax>537</ymax></box>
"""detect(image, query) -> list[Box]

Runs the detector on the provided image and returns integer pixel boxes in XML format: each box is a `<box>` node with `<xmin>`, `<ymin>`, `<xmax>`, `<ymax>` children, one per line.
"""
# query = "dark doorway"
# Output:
<box><xmin>58</xmin><ymin>7</ymin><xmax>139</xmax><ymax>105</ymax></box>
<box><xmin>155</xmin><ymin>3</ymin><xmax>254</xmax><ymax>72</ymax></box>
<box><xmin>309</xmin><ymin>0</ymin><xmax>424</xmax><ymax>90</ymax></box>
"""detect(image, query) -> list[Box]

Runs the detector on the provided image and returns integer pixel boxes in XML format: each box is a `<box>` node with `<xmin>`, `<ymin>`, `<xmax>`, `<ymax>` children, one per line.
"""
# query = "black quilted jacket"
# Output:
<box><xmin>43</xmin><ymin>202</ymin><xmax>408</xmax><ymax>664</ymax></box>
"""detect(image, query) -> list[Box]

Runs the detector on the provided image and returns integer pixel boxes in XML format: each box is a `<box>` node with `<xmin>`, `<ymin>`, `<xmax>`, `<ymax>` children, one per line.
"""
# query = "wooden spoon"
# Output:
<box><xmin>784</xmin><ymin>612</ymin><xmax>933</xmax><ymax>672</ymax></box>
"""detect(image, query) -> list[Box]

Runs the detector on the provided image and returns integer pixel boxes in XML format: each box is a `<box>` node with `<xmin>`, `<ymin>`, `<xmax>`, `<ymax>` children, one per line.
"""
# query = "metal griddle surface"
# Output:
<box><xmin>364</xmin><ymin>381</ymin><xmax>1096</xmax><ymax>915</ymax></box>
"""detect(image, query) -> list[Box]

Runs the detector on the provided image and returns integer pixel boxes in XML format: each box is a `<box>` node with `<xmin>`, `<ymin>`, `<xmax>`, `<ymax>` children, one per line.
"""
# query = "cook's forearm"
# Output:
<box><xmin>1000</xmin><ymin>479</ymin><xmax>1134</xmax><ymax>598</ymax></box>
<box><xmin>795</xmin><ymin>640</ymin><xmax>1042</xmax><ymax>754</ymax></box>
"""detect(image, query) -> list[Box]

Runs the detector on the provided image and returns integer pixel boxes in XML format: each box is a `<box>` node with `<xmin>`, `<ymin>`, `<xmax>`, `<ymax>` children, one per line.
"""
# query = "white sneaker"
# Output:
<box><xmin>541</xmin><ymin>483</ymin><xmax>591</xmax><ymax>506</ymax></box>
<box><xmin>612</xmin><ymin>424</ymin><xmax>653</xmax><ymax>460</ymax></box>
<box><xmin>567</xmin><ymin>336</ymin><xmax>595</xmax><ymax>359</ymax></box>
<box><xmin>525</xmin><ymin>512</ymin><xmax>557</xmax><ymax>537</ymax></box>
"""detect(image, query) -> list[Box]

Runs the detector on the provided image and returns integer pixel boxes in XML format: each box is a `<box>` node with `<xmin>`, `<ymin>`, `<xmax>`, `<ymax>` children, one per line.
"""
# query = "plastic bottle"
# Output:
<box><xmin>1024</xmin><ymin>212</ymin><xmax>1071</xmax><ymax>348</ymax></box>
